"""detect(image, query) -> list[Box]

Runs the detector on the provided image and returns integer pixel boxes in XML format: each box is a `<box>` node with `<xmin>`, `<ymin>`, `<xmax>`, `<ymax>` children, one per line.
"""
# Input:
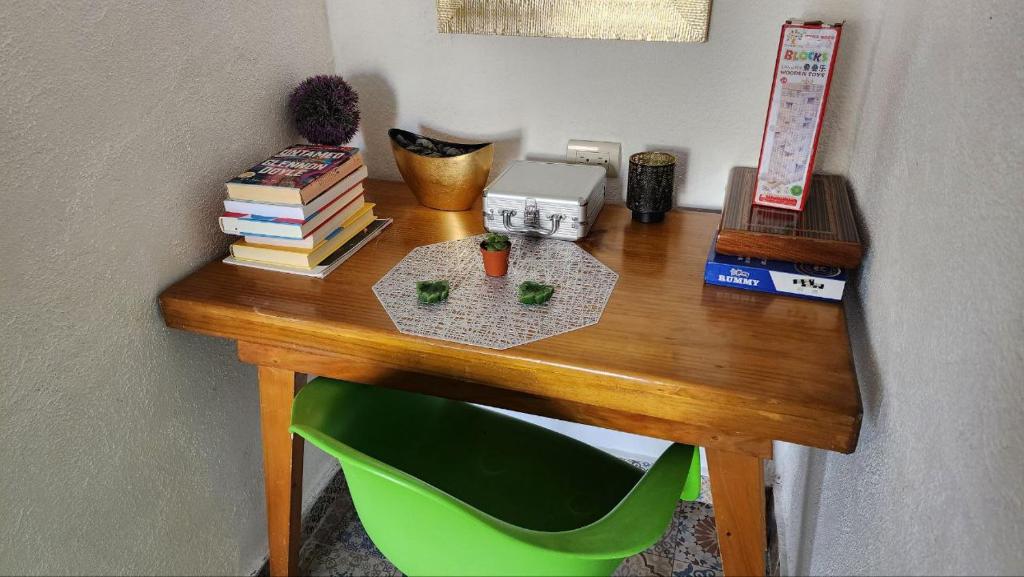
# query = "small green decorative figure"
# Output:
<box><xmin>518</xmin><ymin>281</ymin><xmax>554</xmax><ymax>305</ymax></box>
<box><xmin>416</xmin><ymin>280</ymin><xmax>450</xmax><ymax>304</ymax></box>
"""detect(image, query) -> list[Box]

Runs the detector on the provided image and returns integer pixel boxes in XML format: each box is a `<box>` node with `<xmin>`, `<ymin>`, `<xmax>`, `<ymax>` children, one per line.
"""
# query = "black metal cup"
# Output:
<box><xmin>626</xmin><ymin>152</ymin><xmax>676</xmax><ymax>223</ymax></box>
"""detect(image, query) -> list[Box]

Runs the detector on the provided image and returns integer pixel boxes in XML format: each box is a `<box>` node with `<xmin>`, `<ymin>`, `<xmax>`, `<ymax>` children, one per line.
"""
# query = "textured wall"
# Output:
<box><xmin>773</xmin><ymin>1</ymin><xmax>1024</xmax><ymax>574</ymax></box>
<box><xmin>0</xmin><ymin>1</ymin><xmax>338</xmax><ymax>574</ymax></box>
<box><xmin>325</xmin><ymin>0</ymin><xmax>877</xmax><ymax>209</ymax></box>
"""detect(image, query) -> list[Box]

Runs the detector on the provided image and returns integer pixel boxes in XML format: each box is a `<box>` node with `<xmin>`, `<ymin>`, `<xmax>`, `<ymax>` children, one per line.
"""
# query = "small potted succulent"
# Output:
<box><xmin>480</xmin><ymin>232</ymin><xmax>511</xmax><ymax>277</ymax></box>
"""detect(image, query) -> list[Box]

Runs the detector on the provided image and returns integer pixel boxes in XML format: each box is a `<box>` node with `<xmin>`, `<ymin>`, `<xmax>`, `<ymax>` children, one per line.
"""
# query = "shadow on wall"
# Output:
<box><xmin>812</xmin><ymin>16</ymin><xmax>882</xmax><ymax>174</ymax></box>
<box><xmin>778</xmin><ymin>178</ymin><xmax>885</xmax><ymax>575</ymax></box>
<box><xmin>786</xmin><ymin>280</ymin><xmax>885</xmax><ymax>574</ymax></box>
<box><xmin>347</xmin><ymin>73</ymin><xmax>398</xmax><ymax>179</ymax></box>
<box><xmin>523</xmin><ymin>152</ymin><xmax>566</xmax><ymax>165</ymax></box>
<box><xmin>845</xmin><ymin>185</ymin><xmax>884</xmax><ymax>426</ymax></box>
<box><xmin>420</xmin><ymin>124</ymin><xmax>523</xmax><ymax>185</ymax></box>
<box><xmin>524</xmin><ymin>152</ymin><xmax>626</xmax><ymax>205</ymax></box>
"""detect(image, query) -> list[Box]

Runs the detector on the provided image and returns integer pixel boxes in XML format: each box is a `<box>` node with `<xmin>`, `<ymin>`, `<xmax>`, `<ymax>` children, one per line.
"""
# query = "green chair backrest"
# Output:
<box><xmin>291</xmin><ymin>377</ymin><xmax>701</xmax><ymax>576</ymax></box>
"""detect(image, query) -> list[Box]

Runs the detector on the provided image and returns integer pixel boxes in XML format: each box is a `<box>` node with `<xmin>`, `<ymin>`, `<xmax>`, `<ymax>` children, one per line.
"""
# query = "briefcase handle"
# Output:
<box><xmin>500</xmin><ymin>208</ymin><xmax>564</xmax><ymax>237</ymax></box>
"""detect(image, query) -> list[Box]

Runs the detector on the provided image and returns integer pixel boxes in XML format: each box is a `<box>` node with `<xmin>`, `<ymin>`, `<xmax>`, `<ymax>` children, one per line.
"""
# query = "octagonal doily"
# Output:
<box><xmin>373</xmin><ymin>234</ymin><xmax>618</xmax><ymax>349</ymax></box>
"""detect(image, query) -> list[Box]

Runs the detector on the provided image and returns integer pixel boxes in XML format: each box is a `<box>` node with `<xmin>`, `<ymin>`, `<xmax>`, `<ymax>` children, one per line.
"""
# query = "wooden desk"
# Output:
<box><xmin>160</xmin><ymin>179</ymin><xmax>861</xmax><ymax>577</ymax></box>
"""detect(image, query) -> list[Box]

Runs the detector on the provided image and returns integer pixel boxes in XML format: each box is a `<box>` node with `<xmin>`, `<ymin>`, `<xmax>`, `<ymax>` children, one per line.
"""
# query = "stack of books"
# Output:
<box><xmin>704</xmin><ymin>167</ymin><xmax>863</xmax><ymax>302</ymax></box>
<box><xmin>219</xmin><ymin>144</ymin><xmax>391</xmax><ymax>278</ymax></box>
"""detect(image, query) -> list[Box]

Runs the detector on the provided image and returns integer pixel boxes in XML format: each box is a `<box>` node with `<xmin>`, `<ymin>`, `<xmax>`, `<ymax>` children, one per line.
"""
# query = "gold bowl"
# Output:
<box><xmin>389</xmin><ymin>128</ymin><xmax>494</xmax><ymax>211</ymax></box>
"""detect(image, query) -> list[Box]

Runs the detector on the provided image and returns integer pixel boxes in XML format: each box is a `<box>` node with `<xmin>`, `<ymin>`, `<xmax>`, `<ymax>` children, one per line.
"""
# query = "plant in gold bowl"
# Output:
<box><xmin>389</xmin><ymin>128</ymin><xmax>494</xmax><ymax>211</ymax></box>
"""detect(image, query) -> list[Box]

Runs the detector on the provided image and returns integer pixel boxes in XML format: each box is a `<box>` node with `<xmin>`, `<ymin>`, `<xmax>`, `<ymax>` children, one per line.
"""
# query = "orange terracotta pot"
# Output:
<box><xmin>480</xmin><ymin>244</ymin><xmax>511</xmax><ymax>277</ymax></box>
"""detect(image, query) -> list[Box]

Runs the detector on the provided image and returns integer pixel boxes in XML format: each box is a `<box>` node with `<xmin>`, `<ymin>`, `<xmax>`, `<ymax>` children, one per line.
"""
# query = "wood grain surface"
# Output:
<box><xmin>238</xmin><ymin>341</ymin><xmax>774</xmax><ymax>458</ymax></box>
<box><xmin>707</xmin><ymin>448</ymin><xmax>768</xmax><ymax>577</ymax></box>
<box><xmin>160</xmin><ymin>179</ymin><xmax>862</xmax><ymax>453</ymax></box>
<box><xmin>257</xmin><ymin>367</ymin><xmax>305</xmax><ymax>577</ymax></box>
<box><xmin>717</xmin><ymin>166</ymin><xmax>864</xmax><ymax>268</ymax></box>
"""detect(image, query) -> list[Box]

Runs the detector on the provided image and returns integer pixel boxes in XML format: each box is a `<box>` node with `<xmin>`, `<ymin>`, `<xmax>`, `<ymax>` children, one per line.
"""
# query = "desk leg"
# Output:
<box><xmin>706</xmin><ymin>448</ymin><xmax>766</xmax><ymax>577</ymax></box>
<box><xmin>258</xmin><ymin>366</ymin><xmax>305</xmax><ymax>577</ymax></box>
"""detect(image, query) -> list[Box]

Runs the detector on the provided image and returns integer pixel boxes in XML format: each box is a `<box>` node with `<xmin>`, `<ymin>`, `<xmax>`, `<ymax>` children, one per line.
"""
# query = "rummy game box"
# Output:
<box><xmin>754</xmin><ymin>21</ymin><xmax>842</xmax><ymax>211</ymax></box>
<box><xmin>704</xmin><ymin>237</ymin><xmax>846</xmax><ymax>302</ymax></box>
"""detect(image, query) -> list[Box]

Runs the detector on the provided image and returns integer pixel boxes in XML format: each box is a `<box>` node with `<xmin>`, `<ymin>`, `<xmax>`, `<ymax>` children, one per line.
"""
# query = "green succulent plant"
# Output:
<box><xmin>517</xmin><ymin>281</ymin><xmax>554</xmax><ymax>305</ymax></box>
<box><xmin>481</xmin><ymin>232</ymin><xmax>511</xmax><ymax>252</ymax></box>
<box><xmin>416</xmin><ymin>280</ymin><xmax>450</xmax><ymax>304</ymax></box>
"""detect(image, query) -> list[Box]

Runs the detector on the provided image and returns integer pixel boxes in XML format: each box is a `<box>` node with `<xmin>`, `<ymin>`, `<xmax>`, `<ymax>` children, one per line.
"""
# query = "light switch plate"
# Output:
<box><xmin>567</xmin><ymin>139</ymin><xmax>621</xmax><ymax>177</ymax></box>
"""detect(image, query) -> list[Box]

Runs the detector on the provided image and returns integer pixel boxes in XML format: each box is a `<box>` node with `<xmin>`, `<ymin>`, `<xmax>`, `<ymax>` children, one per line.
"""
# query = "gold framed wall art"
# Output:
<box><xmin>437</xmin><ymin>0</ymin><xmax>712</xmax><ymax>43</ymax></box>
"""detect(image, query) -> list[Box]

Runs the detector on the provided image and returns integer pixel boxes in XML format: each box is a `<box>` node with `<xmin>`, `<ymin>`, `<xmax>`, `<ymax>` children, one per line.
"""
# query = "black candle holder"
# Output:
<box><xmin>626</xmin><ymin>152</ymin><xmax>676</xmax><ymax>223</ymax></box>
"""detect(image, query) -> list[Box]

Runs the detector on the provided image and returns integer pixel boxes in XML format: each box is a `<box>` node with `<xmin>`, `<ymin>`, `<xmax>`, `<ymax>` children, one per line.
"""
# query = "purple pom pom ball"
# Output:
<box><xmin>289</xmin><ymin>75</ymin><xmax>360</xmax><ymax>145</ymax></box>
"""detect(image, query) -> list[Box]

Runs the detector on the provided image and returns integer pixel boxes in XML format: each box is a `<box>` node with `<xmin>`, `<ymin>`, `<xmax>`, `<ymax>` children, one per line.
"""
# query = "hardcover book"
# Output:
<box><xmin>219</xmin><ymin>187</ymin><xmax>365</xmax><ymax>239</ymax></box>
<box><xmin>239</xmin><ymin>199</ymin><xmax>370</xmax><ymax>250</ymax></box>
<box><xmin>223</xmin><ymin>165</ymin><xmax>368</xmax><ymax>220</ymax></box>
<box><xmin>226</xmin><ymin>144</ymin><xmax>363</xmax><ymax>204</ymax></box>
<box><xmin>224</xmin><ymin>218</ymin><xmax>393</xmax><ymax>278</ymax></box>
<box><xmin>229</xmin><ymin>207</ymin><xmax>377</xmax><ymax>268</ymax></box>
<box><xmin>704</xmin><ymin>236</ymin><xmax>846</xmax><ymax>302</ymax></box>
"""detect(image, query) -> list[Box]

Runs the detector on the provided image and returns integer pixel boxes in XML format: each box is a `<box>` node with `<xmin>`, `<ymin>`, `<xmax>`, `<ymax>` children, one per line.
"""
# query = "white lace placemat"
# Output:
<box><xmin>372</xmin><ymin>234</ymin><xmax>618</xmax><ymax>349</ymax></box>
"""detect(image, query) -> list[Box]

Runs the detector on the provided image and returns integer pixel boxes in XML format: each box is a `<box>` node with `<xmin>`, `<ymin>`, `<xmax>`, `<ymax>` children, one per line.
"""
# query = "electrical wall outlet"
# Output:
<box><xmin>567</xmin><ymin>140</ymin><xmax>621</xmax><ymax>177</ymax></box>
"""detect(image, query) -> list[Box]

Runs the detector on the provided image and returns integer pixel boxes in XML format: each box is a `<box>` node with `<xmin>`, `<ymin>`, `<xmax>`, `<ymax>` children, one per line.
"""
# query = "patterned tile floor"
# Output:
<box><xmin>296</xmin><ymin>468</ymin><xmax>722</xmax><ymax>577</ymax></box>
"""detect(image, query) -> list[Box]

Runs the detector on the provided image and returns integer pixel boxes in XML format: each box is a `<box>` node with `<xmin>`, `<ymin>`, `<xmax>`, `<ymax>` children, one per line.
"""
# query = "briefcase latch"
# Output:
<box><xmin>500</xmin><ymin>198</ymin><xmax>564</xmax><ymax>237</ymax></box>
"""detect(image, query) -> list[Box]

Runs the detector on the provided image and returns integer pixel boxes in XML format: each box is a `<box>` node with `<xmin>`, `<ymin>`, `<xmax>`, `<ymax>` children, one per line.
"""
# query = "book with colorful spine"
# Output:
<box><xmin>229</xmin><ymin>203</ymin><xmax>376</xmax><ymax>268</ymax></box>
<box><xmin>226</xmin><ymin>144</ymin><xmax>363</xmax><ymax>204</ymax></box>
<box><xmin>224</xmin><ymin>218</ymin><xmax>392</xmax><ymax>278</ymax></box>
<box><xmin>223</xmin><ymin>165</ymin><xmax>368</xmax><ymax>220</ymax></box>
<box><xmin>219</xmin><ymin>184</ymin><xmax>365</xmax><ymax>239</ymax></box>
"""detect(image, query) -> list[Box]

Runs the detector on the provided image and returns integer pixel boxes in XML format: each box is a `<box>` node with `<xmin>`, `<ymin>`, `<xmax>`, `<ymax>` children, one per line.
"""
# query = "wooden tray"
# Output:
<box><xmin>717</xmin><ymin>167</ymin><xmax>863</xmax><ymax>268</ymax></box>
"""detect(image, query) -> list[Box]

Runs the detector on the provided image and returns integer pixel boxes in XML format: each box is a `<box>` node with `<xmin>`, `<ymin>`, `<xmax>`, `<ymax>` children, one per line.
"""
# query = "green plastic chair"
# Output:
<box><xmin>290</xmin><ymin>377</ymin><xmax>701</xmax><ymax>577</ymax></box>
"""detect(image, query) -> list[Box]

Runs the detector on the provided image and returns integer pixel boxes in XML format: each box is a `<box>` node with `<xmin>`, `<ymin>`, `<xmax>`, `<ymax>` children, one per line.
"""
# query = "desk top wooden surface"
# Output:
<box><xmin>160</xmin><ymin>179</ymin><xmax>861</xmax><ymax>454</ymax></box>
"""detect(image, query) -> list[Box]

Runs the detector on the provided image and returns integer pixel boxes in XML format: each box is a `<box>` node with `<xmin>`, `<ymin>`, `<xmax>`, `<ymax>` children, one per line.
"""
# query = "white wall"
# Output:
<box><xmin>326</xmin><ymin>0</ymin><xmax>875</xmax><ymax>209</ymax></box>
<box><xmin>772</xmin><ymin>1</ymin><xmax>1024</xmax><ymax>574</ymax></box>
<box><xmin>0</xmin><ymin>1</ymin><xmax>337</xmax><ymax>574</ymax></box>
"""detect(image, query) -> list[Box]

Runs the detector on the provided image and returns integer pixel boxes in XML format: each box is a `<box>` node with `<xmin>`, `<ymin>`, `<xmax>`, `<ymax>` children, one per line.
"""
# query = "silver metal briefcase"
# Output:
<box><xmin>483</xmin><ymin>161</ymin><xmax>606</xmax><ymax>241</ymax></box>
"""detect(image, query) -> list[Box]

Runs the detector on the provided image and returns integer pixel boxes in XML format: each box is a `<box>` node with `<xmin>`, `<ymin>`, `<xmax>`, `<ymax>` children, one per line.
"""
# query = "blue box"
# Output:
<box><xmin>704</xmin><ymin>237</ymin><xmax>847</xmax><ymax>302</ymax></box>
